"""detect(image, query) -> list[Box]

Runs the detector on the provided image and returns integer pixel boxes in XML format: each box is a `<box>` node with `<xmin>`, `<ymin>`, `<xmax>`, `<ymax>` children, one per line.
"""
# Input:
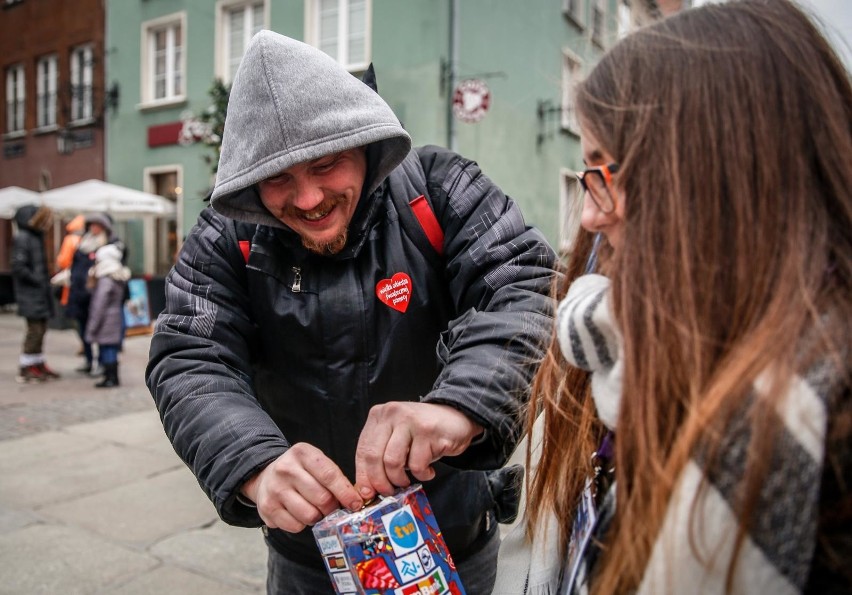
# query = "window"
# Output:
<box><xmin>617</xmin><ymin>0</ymin><xmax>633</xmax><ymax>38</ymax></box>
<box><xmin>591</xmin><ymin>0</ymin><xmax>607</xmax><ymax>47</ymax></box>
<box><xmin>70</xmin><ymin>45</ymin><xmax>94</xmax><ymax>122</ymax></box>
<box><xmin>306</xmin><ymin>0</ymin><xmax>370</xmax><ymax>71</ymax></box>
<box><xmin>36</xmin><ymin>55</ymin><xmax>58</xmax><ymax>128</ymax></box>
<box><xmin>560</xmin><ymin>169</ymin><xmax>584</xmax><ymax>253</ymax></box>
<box><xmin>563</xmin><ymin>0</ymin><xmax>585</xmax><ymax>29</ymax></box>
<box><xmin>142</xmin><ymin>13</ymin><xmax>186</xmax><ymax>105</ymax></box>
<box><xmin>5</xmin><ymin>64</ymin><xmax>25</xmax><ymax>133</ymax></box>
<box><xmin>144</xmin><ymin>165</ymin><xmax>182</xmax><ymax>275</ymax></box>
<box><xmin>561</xmin><ymin>50</ymin><xmax>582</xmax><ymax>134</ymax></box>
<box><xmin>217</xmin><ymin>1</ymin><xmax>266</xmax><ymax>83</ymax></box>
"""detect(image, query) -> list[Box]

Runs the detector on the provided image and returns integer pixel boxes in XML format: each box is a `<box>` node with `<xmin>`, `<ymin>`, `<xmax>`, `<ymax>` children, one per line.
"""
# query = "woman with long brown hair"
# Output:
<box><xmin>496</xmin><ymin>1</ymin><xmax>852</xmax><ymax>592</ymax></box>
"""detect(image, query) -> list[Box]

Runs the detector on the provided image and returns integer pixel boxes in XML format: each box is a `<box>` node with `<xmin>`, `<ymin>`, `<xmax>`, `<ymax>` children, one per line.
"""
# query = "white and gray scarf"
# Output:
<box><xmin>495</xmin><ymin>274</ymin><xmax>841</xmax><ymax>594</ymax></box>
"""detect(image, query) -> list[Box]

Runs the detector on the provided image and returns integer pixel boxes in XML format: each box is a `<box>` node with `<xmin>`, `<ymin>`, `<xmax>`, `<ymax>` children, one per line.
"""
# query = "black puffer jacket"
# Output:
<box><xmin>11</xmin><ymin>205</ymin><xmax>53</xmax><ymax>320</ymax></box>
<box><xmin>147</xmin><ymin>146</ymin><xmax>556</xmax><ymax>566</ymax></box>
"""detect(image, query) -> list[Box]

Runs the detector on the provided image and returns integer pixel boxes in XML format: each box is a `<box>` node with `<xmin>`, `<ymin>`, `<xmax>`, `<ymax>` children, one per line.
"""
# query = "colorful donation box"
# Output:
<box><xmin>312</xmin><ymin>484</ymin><xmax>466</xmax><ymax>595</ymax></box>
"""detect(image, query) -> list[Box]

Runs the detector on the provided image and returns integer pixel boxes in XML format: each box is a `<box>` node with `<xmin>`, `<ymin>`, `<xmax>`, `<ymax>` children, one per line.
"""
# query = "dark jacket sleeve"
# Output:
<box><xmin>418</xmin><ymin>146</ymin><xmax>558</xmax><ymax>468</ymax></box>
<box><xmin>145</xmin><ymin>207</ymin><xmax>289</xmax><ymax>527</ymax></box>
<box><xmin>11</xmin><ymin>234</ymin><xmax>38</xmax><ymax>286</ymax></box>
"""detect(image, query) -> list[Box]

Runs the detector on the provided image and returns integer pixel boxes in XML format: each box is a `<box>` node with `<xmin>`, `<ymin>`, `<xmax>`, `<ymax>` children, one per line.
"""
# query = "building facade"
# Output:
<box><xmin>105</xmin><ymin>0</ymin><xmax>625</xmax><ymax>274</ymax></box>
<box><xmin>0</xmin><ymin>0</ymin><xmax>109</xmax><ymax>271</ymax></box>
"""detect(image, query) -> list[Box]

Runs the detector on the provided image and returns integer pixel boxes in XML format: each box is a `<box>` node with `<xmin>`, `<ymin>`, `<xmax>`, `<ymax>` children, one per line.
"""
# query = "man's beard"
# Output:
<box><xmin>284</xmin><ymin>194</ymin><xmax>351</xmax><ymax>255</ymax></box>
<box><xmin>301</xmin><ymin>228</ymin><xmax>348</xmax><ymax>255</ymax></box>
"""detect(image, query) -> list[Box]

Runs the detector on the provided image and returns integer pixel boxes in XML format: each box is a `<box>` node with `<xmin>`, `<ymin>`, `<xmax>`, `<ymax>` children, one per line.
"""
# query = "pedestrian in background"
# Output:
<box><xmin>54</xmin><ymin>214</ymin><xmax>85</xmax><ymax>306</ymax></box>
<box><xmin>85</xmin><ymin>243</ymin><xmax>130</xmax><ymax>388</ymax></box>
<box><xmin>11</xmin><ymin>204</ymin><xmax>60</xmax><ymax>383</ymax></box>
<box><xmin>495</xmin><ymin>0</ymin><xmax>852</xmax><ymax>593</ymax></box>
<box><xmin>66</xmin><ymin>212</ymin><xmax>123</xmax><ymax>377</ymax></box>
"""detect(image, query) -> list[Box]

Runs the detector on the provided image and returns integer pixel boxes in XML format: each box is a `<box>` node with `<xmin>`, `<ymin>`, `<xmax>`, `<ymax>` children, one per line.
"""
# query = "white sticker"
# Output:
<box><xmin>394</xmin><ymin>551</ymin><xmax>426</xmax><ymax>583</ymax></box>
<box><xmin>381</xmin><ymin>505</ymin><xmax>424</xmax><ymax>557</ymax></box>
<box><xmin>393</xmin><ymin>567</ymin><xmax>448</xmax><ymax>595</ymax></box>
<box><xmin>318</xmin><ymin>535</ymin><xmax>343</xmax><ymax>555</ymax></box>
<box><xmin>416</xmin><ymin>545</ymin><xmax>435</xmax><ymax>572</ymax></box>
<box><xmin>331</xmin><ymin>570</ymin><xmax>357</xmax><ymax>593</ymax></box>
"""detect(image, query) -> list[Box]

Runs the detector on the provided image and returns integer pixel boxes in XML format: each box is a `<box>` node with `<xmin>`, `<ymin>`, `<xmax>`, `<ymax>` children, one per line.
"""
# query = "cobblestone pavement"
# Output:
<box><xmin>0</xmin><ymin>311</ymin><xmax>155</xmax><ymax>441</ymax></box>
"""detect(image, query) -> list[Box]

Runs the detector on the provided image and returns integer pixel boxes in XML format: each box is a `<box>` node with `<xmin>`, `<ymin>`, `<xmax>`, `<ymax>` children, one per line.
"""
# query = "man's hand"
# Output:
<box><xmin>354</xmin><ymin>402</ymin><xmax>484</xmax><ymax>499</ymax></box>
<box><xmin>240</xmin><ymin>443</ymin><xmax>363</xmax><ymax>533</ymax></box>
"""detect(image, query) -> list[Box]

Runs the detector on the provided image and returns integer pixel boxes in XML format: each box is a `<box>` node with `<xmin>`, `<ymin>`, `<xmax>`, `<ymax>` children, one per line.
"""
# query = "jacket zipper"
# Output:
<box><xmin>291</xmin><ymin>267</ymin><xmax>302</xmax><ymax>293</ymax></box>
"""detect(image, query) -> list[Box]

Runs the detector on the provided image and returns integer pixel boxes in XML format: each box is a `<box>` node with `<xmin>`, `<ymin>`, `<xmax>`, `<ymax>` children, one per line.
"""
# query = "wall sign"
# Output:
<box><xmin>452</xmin><ymin>78</ymin><xmax>491</xmax><ymax>123</ymax></box>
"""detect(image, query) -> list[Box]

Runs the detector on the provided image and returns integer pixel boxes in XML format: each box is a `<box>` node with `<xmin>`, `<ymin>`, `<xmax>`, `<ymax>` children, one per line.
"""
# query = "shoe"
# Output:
<box><xmin>16</xmin><ymin>365</ymin><xmax>47</xmax><ymax>384</ymax></box>
<box><xmin>36</xmin><ymin>363</ymin><xmax>61</xmax><ymax>379</ymax></box>
<box><xmin>95</xmin><ymin>363</ymin><xmax>119</xmax><ymax>388</ymax></box>
<box><xmin>76</xmin><ymin>362</ymin><xmax>92</xmax><ymax>374</ymax></box>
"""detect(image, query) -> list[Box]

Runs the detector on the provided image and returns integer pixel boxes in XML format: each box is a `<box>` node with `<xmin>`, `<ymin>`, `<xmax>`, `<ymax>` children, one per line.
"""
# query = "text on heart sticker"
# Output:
<box><xmin>375</xmin><ymin>272</ymin><xmax>412</xmax><ymax>313</ymax></box>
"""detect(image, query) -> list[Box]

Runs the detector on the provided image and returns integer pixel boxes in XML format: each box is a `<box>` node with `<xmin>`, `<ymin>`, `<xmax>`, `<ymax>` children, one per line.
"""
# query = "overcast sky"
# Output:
<box><xmin>692</xmin><ymin>0</ymin><xmax>851</xmax><ymax>69</ymax></box>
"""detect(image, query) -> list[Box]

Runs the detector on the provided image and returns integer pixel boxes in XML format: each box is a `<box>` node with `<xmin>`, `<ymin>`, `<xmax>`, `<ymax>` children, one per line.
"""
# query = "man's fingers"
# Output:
<box><xmin>289</xmin><ymin>443</ymin><xmax>363</xmax><ymax>514</ymax></box>
<box><xmin>406</xmin><ymin>437</ymin><xmax>437</xmax><ymax>482</ymax></box>
<box><xmin>258</xmin><ymin>504</ymin><xmax>302</xmax><ymax>533</ymax></box>
<box><xmin>383</xmin><ymin>427</ymin><xmax>413</xmax><ymax>488</ymax></box>
<box><xmin>355</xmin><ymin>412</ymin><xmax>394</xmax><ymax>497</ymax></box>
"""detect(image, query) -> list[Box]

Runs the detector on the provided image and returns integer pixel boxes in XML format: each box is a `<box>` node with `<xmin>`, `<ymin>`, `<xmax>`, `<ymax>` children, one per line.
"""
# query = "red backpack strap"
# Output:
<box><xmin>238</xmin><ymin>240</ymin><xmax>251</xmax><ymax>263</ymax></box>
<box><xmin>408</xmin><ymin>195</ymin><xmax>444</xmax><ymax>256</ymax></box>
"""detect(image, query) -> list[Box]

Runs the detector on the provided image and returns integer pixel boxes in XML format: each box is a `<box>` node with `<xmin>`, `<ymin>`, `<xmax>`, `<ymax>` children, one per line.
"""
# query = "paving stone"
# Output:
<box><xmin>0</xmin><ymin>504</ymin><xmax>40</xmax><ymax>535</ymax></box>
<box><xmin>103</xmin><ymin>565</ymin><xmax>262</xmax><ymax>595</ymax></box>
<box><xmin>151</xmin><ymin>520</ymin><xmax>268</xmax><ymax>590</ymax></box>
<box><xmin>40</xmin><ymin>467</ymin><xmax>218</xmax><ymax>548</ymax></box>
<box><xmin>0</xmin><ymin>430</ymin><xmax>102</xmax><ymax>473</ymax></box>
<box><xmin>1</xmin><ymin>442</ymin><xmax>180</xmax><ymax>509</ymax></box>
<box><xmin>0</xmin><ymin>523</ymin><xmax>158</xmax><ymax>594</ymax></box>
<box><xmin>65</xmin><ymin>409</ymin><xmax>166</xmax><ymax>447</ymax></box>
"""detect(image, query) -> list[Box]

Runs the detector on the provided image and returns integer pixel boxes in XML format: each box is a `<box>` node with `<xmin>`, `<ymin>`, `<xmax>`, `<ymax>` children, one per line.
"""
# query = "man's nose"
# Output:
<box><xmin>290</xmin><ymin>179</ymin><xmax>325</xmax><ymax>211</ymax></box>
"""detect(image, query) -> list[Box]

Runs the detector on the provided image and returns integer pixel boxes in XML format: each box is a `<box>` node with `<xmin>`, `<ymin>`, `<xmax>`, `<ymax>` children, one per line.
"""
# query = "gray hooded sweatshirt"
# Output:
<box><xmin>211</xmin><ymin>30</ymin><xmax>411</xmax><ymax>225</ymax></box>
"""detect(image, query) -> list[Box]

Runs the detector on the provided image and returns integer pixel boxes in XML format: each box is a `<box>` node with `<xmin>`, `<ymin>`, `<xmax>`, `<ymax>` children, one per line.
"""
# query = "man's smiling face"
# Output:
<box><xmin>258</xmin><ymin>147</ymin><xmax>368</xmax><ymax>255</ymax></box>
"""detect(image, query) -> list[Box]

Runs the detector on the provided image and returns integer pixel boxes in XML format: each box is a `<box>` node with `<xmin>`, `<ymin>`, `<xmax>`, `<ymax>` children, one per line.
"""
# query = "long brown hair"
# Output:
<box><xmin>528</xmin><ymin>0</ymin><xmax>852</xmax><ymax>591</ymax></box>
<box><xmin>525</xmin><ymin>229</ymin><xmax>603</xmax><ymax>551</ymax></box>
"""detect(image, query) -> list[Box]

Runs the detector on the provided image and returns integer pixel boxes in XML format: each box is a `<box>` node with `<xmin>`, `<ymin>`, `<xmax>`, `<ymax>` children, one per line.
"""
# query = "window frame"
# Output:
<box><xmin>591</xmin><ymin>0</ymin><xmax>607</xmax><ymax>48</ymax></box>
<box><xmin>4</xmin><ymin>63</ymin><xmax>25</xmax><ymax>136</ymax></box>
<box><xmin>215</xmin><ymin>0</ymin><xmax>268</xmax><ymax>83</ymax></box>
<box><xmin>304</xmin><ymin>0</ymin><xmax>372</xmax><ymax>72</ymax></box>
<box><xmin>143</xmin><ymin>164</ymin><xmax>184</xmax><ymax>276</ymax></box>
<box><xmin>561</xmin><ymin>48</ymin><xmax>582</xmax><ymax>135</ymax></box>
<box><xmin>559</xmin><ymin>168</ymin><xmax>584</xmax><ymax>254</ymax></box>
<box><xmin>36</xmin><ymin>54</ymin><xmax>58</xmax><ymax>130</ymax></box>
<box><xmin>69</xmin><ymin>44</ymin><xmax>94</xmax><ymax>125</ymax></box>
<box><xmin>140</xmin><ymin>11</ymin><xmax>187</xmax><ymax>109</ymax></box>
<box><xmin>563</xmin><ymin>0</ymin><xmax>586</xmax><ymax>30</ymax></box>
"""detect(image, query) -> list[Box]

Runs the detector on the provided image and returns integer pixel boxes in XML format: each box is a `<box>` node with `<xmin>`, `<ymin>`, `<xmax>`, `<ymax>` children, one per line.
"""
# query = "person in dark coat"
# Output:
<box><xmin>11</xmin><ymin>204</ymin><xmax>60</xmax><ymax>383</ymax></box>
<box><xmin>85</xmin><ymin>243</ymin><xmax>130</xmax><ymax>388</ymax></box>
<box><xmin>146</xmin><ymin>31</ymin><xmax>557</xmax><ymax>594</ymax></box>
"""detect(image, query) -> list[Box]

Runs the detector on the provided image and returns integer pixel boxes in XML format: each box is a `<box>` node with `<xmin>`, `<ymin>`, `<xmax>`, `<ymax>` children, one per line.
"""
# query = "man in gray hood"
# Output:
<box><xmin>147</xmin><ymin>31</ymin><xmax>556</xmax><ymax>593</ymax></box>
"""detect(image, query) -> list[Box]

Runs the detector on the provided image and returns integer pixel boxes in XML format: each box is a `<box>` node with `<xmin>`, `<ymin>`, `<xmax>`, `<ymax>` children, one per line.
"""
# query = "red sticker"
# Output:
<box><xmin>376</xmin><ymin>272</ymin><xmax>412</xmax><ymax>313</ymax></box>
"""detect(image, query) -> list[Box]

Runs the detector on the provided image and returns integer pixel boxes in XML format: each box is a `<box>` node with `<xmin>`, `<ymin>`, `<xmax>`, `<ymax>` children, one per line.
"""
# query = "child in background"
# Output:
<box><xmin>85</xmin><ymin>243</ymin><xmax>130</xmax><ymax>388</ymax></box>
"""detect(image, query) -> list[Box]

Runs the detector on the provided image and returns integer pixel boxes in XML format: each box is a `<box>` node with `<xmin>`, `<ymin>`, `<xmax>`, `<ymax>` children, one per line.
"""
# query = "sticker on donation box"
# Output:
<box><xmin>312</xmin><ymin>484</ymin><xmax>466</xmax><ymax>594</ymax></box>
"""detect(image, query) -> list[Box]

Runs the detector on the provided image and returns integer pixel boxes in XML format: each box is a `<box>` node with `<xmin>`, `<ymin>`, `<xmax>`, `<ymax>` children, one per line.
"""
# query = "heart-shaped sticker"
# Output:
<box><xmin>375</xmin><ymin>272</ymin><xmax>412</xmax><ymax>313</ymax></box>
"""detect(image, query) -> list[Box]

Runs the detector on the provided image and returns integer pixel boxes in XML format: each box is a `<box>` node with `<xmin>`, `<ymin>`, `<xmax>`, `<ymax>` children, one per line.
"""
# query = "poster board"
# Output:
<box><xmin>123</xmin><ymin>278</ymin><xmax>152</xmax><ymax>335</ymax></box>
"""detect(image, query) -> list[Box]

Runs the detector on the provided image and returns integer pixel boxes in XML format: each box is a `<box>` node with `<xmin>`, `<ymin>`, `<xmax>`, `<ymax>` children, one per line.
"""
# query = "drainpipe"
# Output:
<box><xmin>447</xmin><ymin>0</ymin><xmax>459</xmax><ymax>151</ymax></box>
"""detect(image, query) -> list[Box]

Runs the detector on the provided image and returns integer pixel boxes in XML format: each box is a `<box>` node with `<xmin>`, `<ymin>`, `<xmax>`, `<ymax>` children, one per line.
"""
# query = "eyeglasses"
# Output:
<box><xmin>576</xmin><ymin>163</ymin><xmax>620</xmax><ymax>214</ymax></box>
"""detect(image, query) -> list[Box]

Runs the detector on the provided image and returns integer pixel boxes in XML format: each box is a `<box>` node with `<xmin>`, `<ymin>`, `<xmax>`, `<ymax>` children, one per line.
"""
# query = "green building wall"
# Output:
<box><xmin>106</xmin><ymin>0</ymin><xmax>617</xmax><ymax>269</ymax></box>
